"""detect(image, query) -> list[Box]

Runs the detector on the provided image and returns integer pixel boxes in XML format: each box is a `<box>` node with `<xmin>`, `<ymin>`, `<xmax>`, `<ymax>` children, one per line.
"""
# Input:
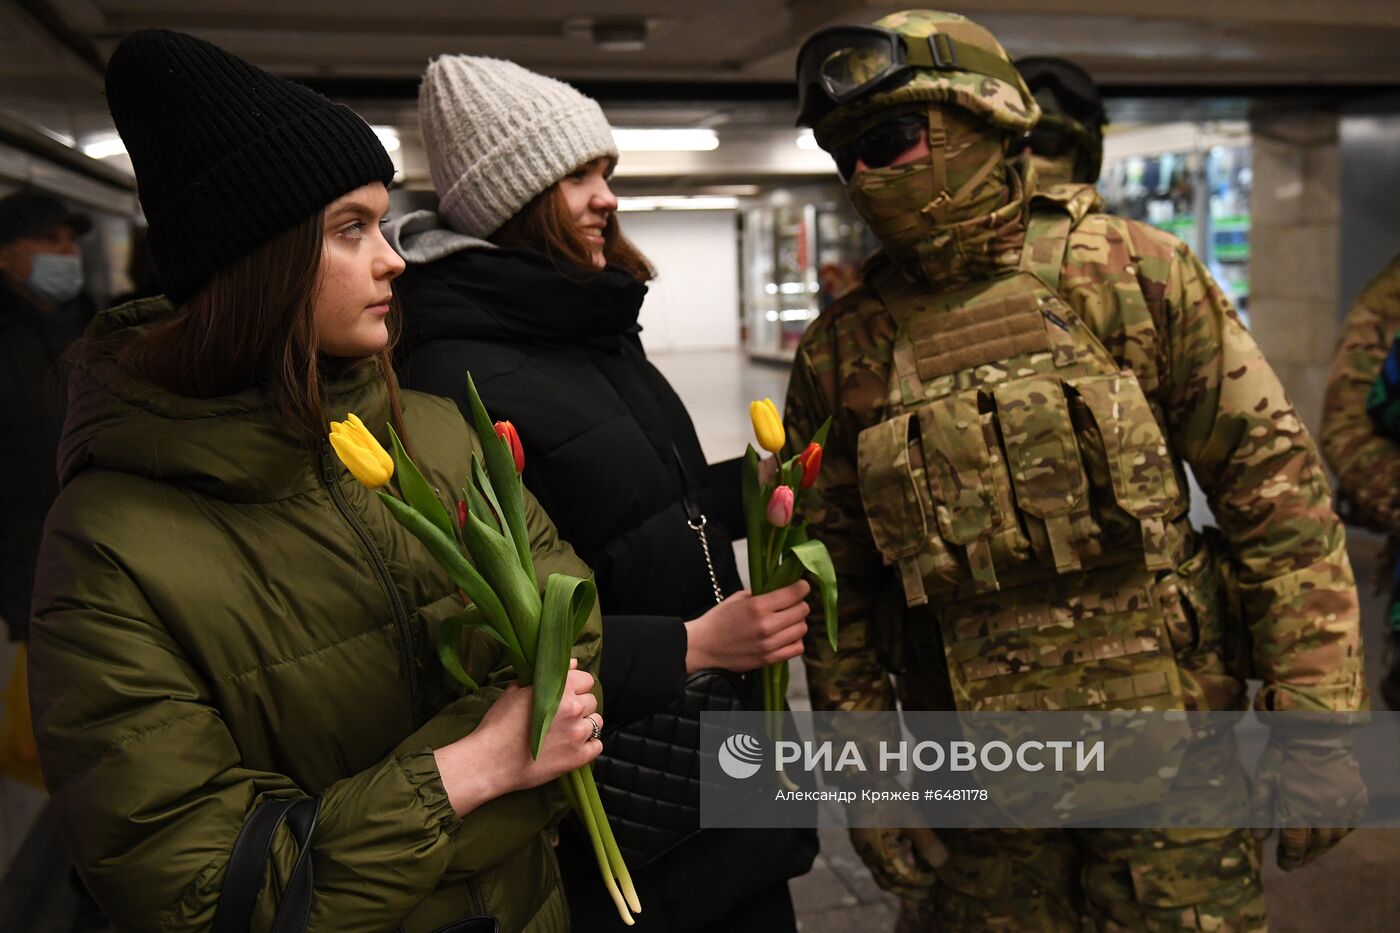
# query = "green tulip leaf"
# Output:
<box><xmin>741</xmin><ymin>444</ymin><xmax>766</xmax><ymax>592</ymax></box>
<box><xmin>459</xmin><ymin>504</ymin><xmax>542</xmax><ymax>658</ymax></box>
<box><xmin>788</xmin><ymin>538</ymin><xmax>839</xmax><ymax>651</ymax></box>
<box><xmin>765</xmin><ymin>555</ymin><xmax>805</xmax><ymax>590</ymax></box>
<box><xmin>437</xmin><ymin>611</ymin><xmax>481</xmax><ymax>692</ymax></box>
<box><xmin>530</xmin><ymin>574</ymin><xmax>594</xmax><ymax>758</ymax></box>
<box><xmin>786</xmin><ymin>521</ymin><xmax>810</xmax><ymax>547</ymax></box>
<box><xmin>453</xmin><ymin>607</ymin><xmax>533</xmax><ymax>683</ymax></box>
<box><xmin>386</xmin><ymin>423</ymin><xmax>455</xmax><ymax>541</ymax></box>
<box><xmin>551</xmin><ymin>573</ymin><xmax>597</xmax><ymax>644</ymax></box>
<box><xmin>470</xmin><ymin>457</ymin><xmax>505</xmax><ymax>535</ymax></box>
<box><xmin>377</xmin><ymin>492</ymin><xmax>532</xmax><ymax>681</ymax></box>
<box><xmin>465</xmin><ymin>374</ymin><xmax>537</xmax><ymax>588</ymax></box>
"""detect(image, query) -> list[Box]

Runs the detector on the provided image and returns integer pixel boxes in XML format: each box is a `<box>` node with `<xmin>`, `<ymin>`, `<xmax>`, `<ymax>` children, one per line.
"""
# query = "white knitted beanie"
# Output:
<box><xmin>420</xmin><ymin>55</ymin><xmax>619</xmax><ymax>238</ymax></box>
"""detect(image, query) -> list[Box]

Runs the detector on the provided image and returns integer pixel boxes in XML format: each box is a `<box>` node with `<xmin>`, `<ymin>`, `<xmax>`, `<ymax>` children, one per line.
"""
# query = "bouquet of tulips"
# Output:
<box><xmin>328</xmin><ymin>376</ymin><xmax>640</xmax><ymax>925</ymax></box>
<box><xmin>743</xmin><ymin>399</ymin><xmax>838</xmax><ymax>727</ymax></box>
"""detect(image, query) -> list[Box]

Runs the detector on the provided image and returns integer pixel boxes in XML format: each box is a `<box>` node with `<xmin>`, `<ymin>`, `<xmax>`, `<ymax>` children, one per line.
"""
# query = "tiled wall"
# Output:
<box><xmin>1247</xmin><ymin>109</ymin><xmax>1342</xmax><ymax>439</ymax></box>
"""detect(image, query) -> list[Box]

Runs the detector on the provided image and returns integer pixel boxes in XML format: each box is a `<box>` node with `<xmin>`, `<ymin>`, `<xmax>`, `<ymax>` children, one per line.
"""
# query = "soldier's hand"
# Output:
<box><xmin>1249</xmin><ymin>731</ymin><xmax>1367</xmax><ymax>870</ymax></box>
<box><xmin>848</xmin><ymin>826</ymin><xmax>947</xmax><ymax>898</ymax></box>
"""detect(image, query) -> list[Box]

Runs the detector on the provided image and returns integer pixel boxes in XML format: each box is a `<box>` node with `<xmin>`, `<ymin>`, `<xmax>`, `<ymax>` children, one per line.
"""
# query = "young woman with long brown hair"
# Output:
<box><xmin>29</xmin><ymin>31</ymin><xmax>602</xmax><ymax>932</ymax></box>
<box><xmin>391</xmin><ymin>56</ymin><xmax>818</xmax><ymax>933</ymax></box>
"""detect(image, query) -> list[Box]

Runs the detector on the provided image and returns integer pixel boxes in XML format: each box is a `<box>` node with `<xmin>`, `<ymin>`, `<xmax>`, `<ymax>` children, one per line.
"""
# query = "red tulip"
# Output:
<box><xmin>797</xmin><ymin>442</ymin><xmax>822</xmax><ymax>489</ymax></box>
<box><xmin>457</xmin><ymin>499</ymin><xmax>468</xmax><ymax>530</ymax></box>
<box><xmin>494</xmin><ymin>420</ymin><xmax>525</xmax><ymax>473</ymax></box>
<box><xmin>766</xmin><ymin>485</ymin><xmax>795</xmax><ymax>527</ymax></box>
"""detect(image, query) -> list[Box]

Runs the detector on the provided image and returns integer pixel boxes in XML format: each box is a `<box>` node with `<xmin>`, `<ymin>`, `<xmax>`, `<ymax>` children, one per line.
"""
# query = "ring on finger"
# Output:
<box><xmin>586</xmin><ymin>714</ymin><xmax>602</xmax><ymax>742</ymax></box>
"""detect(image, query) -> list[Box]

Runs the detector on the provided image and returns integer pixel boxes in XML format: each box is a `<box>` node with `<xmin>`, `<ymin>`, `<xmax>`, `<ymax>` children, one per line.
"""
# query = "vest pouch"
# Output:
<box><xmin>992</xmin><ymin>376</ymin><xmax>1099</xmax><ymax>575</ymax></box>
<box><xmin>858</xmin><ymin>411</ymin><xmax>950</xmax><ymax>606</ymax></box>
<box><xmin>1070</xmin><ymin>373</ymin><xmax>1182</xmax><ymax>571</ymax></box>
<box><xmin>916</xmin><ymin>390</ymin><xmax>1025</xmax><ymax>594</ymax></box>
<box><xmin>1066</xmin><ymin>387</ymin><xmax>1146</xmax><ymax>557</ymax></box>
<box><xmin>938</xmin><ymin>564</ymin><xmax>1187</xmax><ymax>714</ymax></box>
<box><xmin>1158</xmin><ymin>528</ymin><xmax>1248</xmax><ymax>711</ymax></box>
<box><xmin>943</xmin><ymin>567</ymin><xmax>1194</xmax><ymax>820</ymax></box>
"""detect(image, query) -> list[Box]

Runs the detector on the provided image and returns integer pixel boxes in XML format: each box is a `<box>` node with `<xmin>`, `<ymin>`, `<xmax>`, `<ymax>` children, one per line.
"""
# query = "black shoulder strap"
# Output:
<box><xmin>213</xmin><ymin>797</ymin><xmax>321</xmax><ymax>933</ymax></box>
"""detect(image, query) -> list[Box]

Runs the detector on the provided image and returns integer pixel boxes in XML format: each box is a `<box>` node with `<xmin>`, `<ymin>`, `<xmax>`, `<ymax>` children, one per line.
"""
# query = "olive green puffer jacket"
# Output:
<box><xmin>28</xmin><ymin>299</ymin><xmax>601</xmax><ymax>932</ymax></box>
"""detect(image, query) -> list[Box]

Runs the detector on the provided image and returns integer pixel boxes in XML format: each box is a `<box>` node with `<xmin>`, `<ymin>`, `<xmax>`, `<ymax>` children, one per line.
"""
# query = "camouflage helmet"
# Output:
<box><xmin>797</xmin><ymin>10</ymin><xmax>1040</xmax><ymax>149</ymax></box>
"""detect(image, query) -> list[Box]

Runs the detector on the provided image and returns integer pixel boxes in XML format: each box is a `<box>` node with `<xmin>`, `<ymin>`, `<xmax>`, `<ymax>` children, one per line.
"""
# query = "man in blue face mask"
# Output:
<box><xmin>0</xmin><ymin>188</ymin><xmax>94</xmax><ymax>643</ymax></box>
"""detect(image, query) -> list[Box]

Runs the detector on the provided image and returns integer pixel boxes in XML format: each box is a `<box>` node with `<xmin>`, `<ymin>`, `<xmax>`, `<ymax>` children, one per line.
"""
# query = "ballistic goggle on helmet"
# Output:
<box><xmin>795</xmin><ymin>11</ymin><xmax>1040</xmax><ymax>148</ymax></box>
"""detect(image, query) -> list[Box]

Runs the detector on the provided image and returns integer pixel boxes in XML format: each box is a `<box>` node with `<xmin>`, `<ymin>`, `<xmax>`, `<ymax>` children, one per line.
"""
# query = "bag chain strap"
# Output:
<box><xmin>687</xmin><ymin>514</ymin><xmax>725</xmax><ymax>606</ymax></box>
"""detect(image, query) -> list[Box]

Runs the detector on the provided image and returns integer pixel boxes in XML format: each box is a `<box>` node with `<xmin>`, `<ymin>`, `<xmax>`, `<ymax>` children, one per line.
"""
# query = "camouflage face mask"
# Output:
<box><xmin>1028</xmin><ymin>152</ymin><xmax>1077</xmax><ymax>188</ymax></box>
<box><xmin>846</xmin><ymin>103</ymin><xmax>1024</xmax><ymax>286</ymax></box>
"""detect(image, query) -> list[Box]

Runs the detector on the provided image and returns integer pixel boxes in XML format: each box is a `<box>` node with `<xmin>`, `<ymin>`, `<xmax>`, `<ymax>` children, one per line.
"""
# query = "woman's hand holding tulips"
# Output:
<box><xmin>684</xmin><ymin>580</ymin><xmax>811</xmax><ymax>674</ymax></box>
<box><xmin>435</xmin><ymin>662</ymin><xmax>602</xmax><ymax>818</ymax></box>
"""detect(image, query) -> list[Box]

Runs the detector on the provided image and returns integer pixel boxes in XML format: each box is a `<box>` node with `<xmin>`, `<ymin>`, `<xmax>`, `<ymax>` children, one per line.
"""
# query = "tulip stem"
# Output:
<box><xmin>761</xmin><ymin>526</ymin><xmax>777</xmax><ymax>590</ymax></box>
<box><xmin>772</xmin><ymin>525</ymin><xmax>790</xmax><ymax>568</ymax></box>
<box><xmin>578</xmin><ymin>768</ymin><xmax>641</xmax><ymax>914</ymax></box>
<box><xmin>563</xmin><ymin>770</ymin><xmax>633</xmax><ymax>925</ymax></box>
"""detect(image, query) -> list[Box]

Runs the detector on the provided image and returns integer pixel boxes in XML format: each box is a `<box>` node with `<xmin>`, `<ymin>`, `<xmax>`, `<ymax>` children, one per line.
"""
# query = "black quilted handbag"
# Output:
<box><xmin>591</xmin><ymin>667</ymin><xmax>763</xmax><ymax>867</ymax></box>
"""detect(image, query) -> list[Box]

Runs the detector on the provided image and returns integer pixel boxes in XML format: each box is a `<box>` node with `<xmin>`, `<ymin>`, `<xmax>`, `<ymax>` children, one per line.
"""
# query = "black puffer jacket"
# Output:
<box><xmin>395</xmin><ymin>244</ymin><xmax>816</xmax><ymax>933</ymax></box>
<box><xmin>397</xmin><ymin>246</ymin><xmax>746</xmax><ymax>723</ymax></box>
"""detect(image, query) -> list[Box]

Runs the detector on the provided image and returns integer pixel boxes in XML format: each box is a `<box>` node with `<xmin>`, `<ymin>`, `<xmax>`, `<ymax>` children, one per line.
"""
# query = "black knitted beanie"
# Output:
<box><xmin>104</xmin><ymin>29</ymin><xmax>395</xmax><ymax>302</ymax></box>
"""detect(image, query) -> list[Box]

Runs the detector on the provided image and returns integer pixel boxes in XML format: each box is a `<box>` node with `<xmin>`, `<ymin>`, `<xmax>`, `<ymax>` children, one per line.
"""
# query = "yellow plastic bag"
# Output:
<box><xmin>0</xmin><ymin>644</ymin><xmax>44</xmax><ymax>789</ymax></box>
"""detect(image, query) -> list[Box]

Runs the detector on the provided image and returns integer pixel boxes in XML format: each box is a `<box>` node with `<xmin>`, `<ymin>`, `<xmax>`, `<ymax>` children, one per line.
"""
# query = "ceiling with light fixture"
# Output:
<box><xmin>3</xmin><ymin>0</ymin><xmax>1399</xmax><ymax>196</ymax></box>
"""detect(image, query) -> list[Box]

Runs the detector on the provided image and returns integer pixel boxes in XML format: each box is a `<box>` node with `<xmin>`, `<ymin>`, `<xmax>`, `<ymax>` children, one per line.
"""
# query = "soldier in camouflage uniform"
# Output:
<box><xmin>1321</xmin><ymin>254</ymin><xmax>1400</xmax><ymax>710</ymax></box>
<box><xmin>1010</xmin><ymin>57</ymin><xmax>1106</xmax><ymax>188</ymax></box>
<box><xmin>787</xmin><ymin>10</ymin><xmax>1365</xmax><ymax>930</ymax></box>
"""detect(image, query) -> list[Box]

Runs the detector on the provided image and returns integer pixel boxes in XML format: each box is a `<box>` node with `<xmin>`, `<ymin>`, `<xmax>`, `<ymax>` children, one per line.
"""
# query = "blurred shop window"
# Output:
<box><xmin>1099</xmin><ymin>122</ymin><xmax>1252</xmax><ymax>326</ymax></box>
<box><xmin>743</xmin><ymin>187</ymin><xmax>874</xmax><ymax>361</ymax></box>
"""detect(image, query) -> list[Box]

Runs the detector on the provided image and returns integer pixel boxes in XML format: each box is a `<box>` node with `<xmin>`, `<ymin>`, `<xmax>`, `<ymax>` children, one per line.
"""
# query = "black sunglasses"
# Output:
<box><xmin>1008</xmin><ymin>123</ymin><xmax>1080</xmax><ymax>160</ymax></box>
<box><xmin>831</xmin><ymin>115</ymin><xmax>929</xmax><ymax>181</ymax></box>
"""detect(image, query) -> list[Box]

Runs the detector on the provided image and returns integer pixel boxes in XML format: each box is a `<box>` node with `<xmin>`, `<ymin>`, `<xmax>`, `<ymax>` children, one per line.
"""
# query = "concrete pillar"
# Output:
<box><xmin>1246</xmin><ymin>108</ymin><xmax>1340</xmax><ymax>438</ymax></box>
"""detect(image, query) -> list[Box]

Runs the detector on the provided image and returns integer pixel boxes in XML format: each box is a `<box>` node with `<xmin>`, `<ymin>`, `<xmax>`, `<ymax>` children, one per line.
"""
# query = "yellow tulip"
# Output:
<box><xmin>749</xmin><ymin>398</ymin><xmax>785</xmax><ymax>454</ymax></box>
<box><xmin>329</xmin><ymin>413</ymin><xmax>394</xmax><ymax>489</ymax></box>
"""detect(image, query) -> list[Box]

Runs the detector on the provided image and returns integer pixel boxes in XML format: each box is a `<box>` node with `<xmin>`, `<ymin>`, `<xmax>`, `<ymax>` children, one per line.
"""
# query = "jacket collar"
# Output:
<box><xmin>58</xmin><ymin>298</ymin><xmax>392</xmax><ymax>503</ymax></box>
<box><xmin>397</xmin><ymin>244</ymin><xmax>649</xmax><ymax>352</ymax></box>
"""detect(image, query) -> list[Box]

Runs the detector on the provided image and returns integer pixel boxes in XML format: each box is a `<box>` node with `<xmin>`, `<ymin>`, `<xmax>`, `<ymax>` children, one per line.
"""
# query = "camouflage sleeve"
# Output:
<box><xmin>1321</xmin><ymin>255</ymin><xmax>1400</xmax><ymax>532</ymax></box>
<box><xmin>784</xmin><ymin>325</ymin><xmax>897</xmax><ymax>713</ymax></box>
<box><xmin>1153</xmin><ymin>237</ymin><xmax>1364</xmax><ymax>713</ymax></box>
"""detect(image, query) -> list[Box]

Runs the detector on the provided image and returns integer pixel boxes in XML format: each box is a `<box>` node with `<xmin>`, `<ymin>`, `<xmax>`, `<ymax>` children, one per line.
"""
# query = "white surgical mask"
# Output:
<box><xmin>27</xmin><ymin>252</ymin><xmax>84</xmax><ymax>304</ymax></box>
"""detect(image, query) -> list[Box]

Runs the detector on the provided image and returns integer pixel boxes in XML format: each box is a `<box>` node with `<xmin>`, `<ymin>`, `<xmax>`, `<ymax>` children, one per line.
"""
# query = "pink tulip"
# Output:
<box><xmin>766</xmin><ymin>485</ymin><xmax>795</xmax><ymax>527</ymax></box>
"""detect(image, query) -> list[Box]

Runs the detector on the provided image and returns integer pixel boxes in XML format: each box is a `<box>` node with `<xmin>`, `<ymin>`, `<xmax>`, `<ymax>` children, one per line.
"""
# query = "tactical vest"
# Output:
<box><xmin>856</xmin><ymin>197</ymin><xmax>1195</xmax><ymax>713</ymax></box>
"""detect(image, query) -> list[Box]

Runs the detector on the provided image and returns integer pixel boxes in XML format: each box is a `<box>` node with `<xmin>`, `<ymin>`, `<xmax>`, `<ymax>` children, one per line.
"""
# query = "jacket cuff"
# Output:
<box><xmin>599</xmin><ymin>614</ymin><xmax>688</xmax><ymax>727</ymax></box>
<box><xmin>1255</xmin><ymin>674</ymin><xmax>1368</xmax><ymax>713</ymax></box>
<box><xmin>704</xmin><ymin>456</ymin><xmax>747</xmax><ymax>541</ymax></box>
<box><xmin>399</xmin><ymin>746</ymin><xmax>463</xmax><ymax>836</ymax></box>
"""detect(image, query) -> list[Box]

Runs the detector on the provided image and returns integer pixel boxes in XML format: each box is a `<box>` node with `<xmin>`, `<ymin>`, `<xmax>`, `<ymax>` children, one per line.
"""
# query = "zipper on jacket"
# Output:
<box><xmin>467</xmin><ymin>876</ymin><xmax>486</xmax><ymax>918</ymax></box>
<box><xmin>317</xmin><ymin>442</ymin><xmax>422</xmax><ymax>719</ymax></box>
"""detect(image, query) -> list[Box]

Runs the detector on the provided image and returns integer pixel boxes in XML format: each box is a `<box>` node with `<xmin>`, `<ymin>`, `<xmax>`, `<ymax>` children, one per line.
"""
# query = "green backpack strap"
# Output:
<box><xmin>1019</xmin><ymin>204</ymin><xmax>1075</xmax><ymax>293</ymax></box>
